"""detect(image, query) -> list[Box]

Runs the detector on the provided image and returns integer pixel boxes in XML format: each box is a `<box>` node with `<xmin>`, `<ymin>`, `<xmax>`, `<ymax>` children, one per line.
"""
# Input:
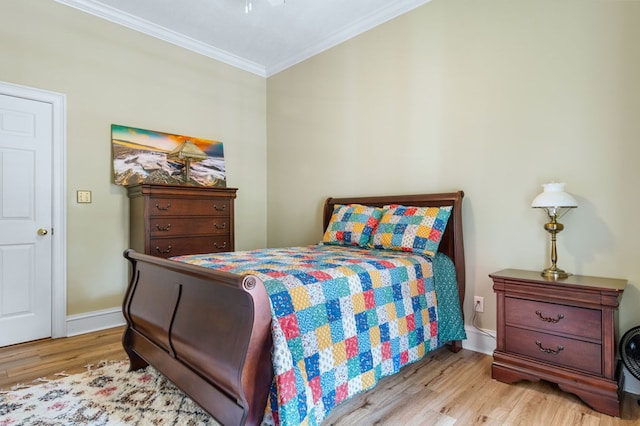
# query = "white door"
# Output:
<box><xmin>0</xmin><ymin>94</ymin><xmax>53</xmax><ymax>346</ymax></box>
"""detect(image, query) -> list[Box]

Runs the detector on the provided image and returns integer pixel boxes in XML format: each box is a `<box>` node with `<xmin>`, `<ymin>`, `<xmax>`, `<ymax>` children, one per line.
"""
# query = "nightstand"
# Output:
<box><xmin>490</xmin><ymin>269</ymin><xmax>626</xmax><ymax>417</ymax></box>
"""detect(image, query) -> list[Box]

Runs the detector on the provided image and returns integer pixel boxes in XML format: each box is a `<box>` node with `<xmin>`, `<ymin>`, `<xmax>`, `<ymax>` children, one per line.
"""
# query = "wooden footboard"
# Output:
<box><xmin>122</xmin><ymin>249</ymin><xmax>273</xmax><ymax>426</ymax></box>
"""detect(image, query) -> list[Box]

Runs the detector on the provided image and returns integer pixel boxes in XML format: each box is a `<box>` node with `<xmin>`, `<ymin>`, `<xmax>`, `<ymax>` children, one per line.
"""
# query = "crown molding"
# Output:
<box><xmin>265</xmin><ymin>0</ymin><xmax>432</xmax><ymax>76</ymax></box>
<box><xmin>56</xmin><ymin>0</ymin><xmax>431</xmax><ymax>78</ymax></box>
<box><xmin>55</xmin><ymin>0</ymin><xmax>267</xmax><ymax>77</ymax></box>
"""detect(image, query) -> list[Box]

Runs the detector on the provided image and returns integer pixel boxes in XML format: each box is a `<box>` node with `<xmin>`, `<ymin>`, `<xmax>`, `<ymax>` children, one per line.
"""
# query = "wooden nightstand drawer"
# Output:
<box><xmin>150</xmin><ymin>217</ymin><xmax>230</xmax><ymax>237</ymax></box>
<box><xmin>149</xmin><ymin>197</ymin><xmax>232</xmax><ymax>217</ymax></box>
<box><xmin>505</xmin><ymin>297</ymin><xmax>601</xmax><ymax>341</ymax></box>
<box><xmin>505</xmin><ymin>326</ymin><xmax>602</xmax><ymax>375</ymax></box>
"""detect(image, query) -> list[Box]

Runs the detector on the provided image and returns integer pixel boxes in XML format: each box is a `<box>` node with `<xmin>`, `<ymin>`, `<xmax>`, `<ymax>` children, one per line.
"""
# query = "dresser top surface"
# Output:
<box><xmin>490</xmin><ymin>269</ymin><xmax>627</xmax><ymax>292</ymax></box>
<box><xmin>127</xmin><ymin>183</ymin><xmax>237</xmax><ymax>198</ymax></box>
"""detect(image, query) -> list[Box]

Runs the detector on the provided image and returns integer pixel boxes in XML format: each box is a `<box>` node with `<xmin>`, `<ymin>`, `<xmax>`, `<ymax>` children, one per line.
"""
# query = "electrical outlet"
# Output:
<box><xmin>474</xmin><ymin>296</ymin><xmax>484</xmax><ymax>313</ymax></box>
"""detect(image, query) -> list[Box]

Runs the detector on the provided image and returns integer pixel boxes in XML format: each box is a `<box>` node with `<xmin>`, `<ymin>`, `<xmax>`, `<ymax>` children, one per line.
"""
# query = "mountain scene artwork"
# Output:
<box><xmin>111</xmin><ymin>124</ymin><xmax>226</xmax><ymax>187</ymax></box>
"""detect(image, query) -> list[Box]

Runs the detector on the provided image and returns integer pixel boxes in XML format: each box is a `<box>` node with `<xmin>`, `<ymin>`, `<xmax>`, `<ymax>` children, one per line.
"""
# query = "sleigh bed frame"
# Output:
<box><xmin>122</xmin><ymin>191</ymin><xmax>465</xmax><ymax>425</ymax></box>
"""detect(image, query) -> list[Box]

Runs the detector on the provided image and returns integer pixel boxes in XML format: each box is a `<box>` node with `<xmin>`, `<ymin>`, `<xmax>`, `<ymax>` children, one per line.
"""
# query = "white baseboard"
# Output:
<box><xmin>461</xmin><ymin>324</ymin><xmax>496</xmax><ymax>355</ymax></box>
<box><xmin>623</xmin><ymin>369</ymin><xmax>640</xmax><ymax>395</ymax></box>
<box><xmin>66</xmin><ymin>307</ymin><xmax>125</xmax><ymax>337</ymax></box>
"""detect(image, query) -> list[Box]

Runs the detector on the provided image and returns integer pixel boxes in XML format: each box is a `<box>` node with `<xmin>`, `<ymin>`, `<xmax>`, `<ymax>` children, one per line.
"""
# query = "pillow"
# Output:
<box><xmin>322</xmin><ymin>204</ymin><xmax>383</xmax><ymax>247</ymax></box>
<box><xmin>370</xmin><ymin>205</ymin><xmax>452</xmax><ymax>257</ymax></box>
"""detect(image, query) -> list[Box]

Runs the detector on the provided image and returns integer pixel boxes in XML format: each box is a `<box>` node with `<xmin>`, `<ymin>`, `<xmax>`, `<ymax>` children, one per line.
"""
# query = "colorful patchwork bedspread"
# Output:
<box><xmin>172</xmin><ymin>245</ymin><xmax>465</xmax><ymax>426</ymax></box>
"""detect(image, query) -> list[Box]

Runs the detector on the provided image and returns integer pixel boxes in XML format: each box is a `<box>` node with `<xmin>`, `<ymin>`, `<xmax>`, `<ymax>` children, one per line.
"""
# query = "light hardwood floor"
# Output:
<box><xmin>1</xmin><ymin>328</ymin><xmax>638</xmax><ymax>425</ymax></box>
<box><xmin>0</xmin><ymin>326</ymin><xmax>127</xmax><ymax>389</ymax></box>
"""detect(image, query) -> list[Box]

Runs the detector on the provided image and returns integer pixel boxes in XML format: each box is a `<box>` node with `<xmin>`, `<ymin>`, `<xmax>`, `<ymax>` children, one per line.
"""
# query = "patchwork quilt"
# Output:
<box><xmin>173</xmin><ymin>245</ymin><xmax>465</xmax><ymax>426</ymax></box>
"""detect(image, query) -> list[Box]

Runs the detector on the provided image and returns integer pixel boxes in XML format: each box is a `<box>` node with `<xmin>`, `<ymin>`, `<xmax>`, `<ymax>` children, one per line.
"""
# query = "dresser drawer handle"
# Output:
<box><xmin>214</xmin><ymin>222</ymin><xmax>226</xmax><ymax>230</ymax></box>
<box><xmin>535</xmin><ymin>340</ymin><xmax>564</xmax><ymax>355</ymax></box>
<box><xmin>535</xmin><ymin>311</ymin><xmax>564</xmax><ymax>323</ymax></box>
<box><xmin>155</xmin><ymin>245</ymin><xmax>172</xmax><ymax>254</ymax></box>
<box><xmin>213</xmin><ymin>241</ymin><xmax>227</xmax><ymax>249</ymax></box>
<box><xmin>213</xmin><ymin>204</ymin><xmax>227</xmax><ymax>211</ymax></box>
<box><xmin>155</xmin><ymin>203</ymin><xmax>171</xmax><ymax>211</ymax></box>
<box><xmin>155</xmin><ymin>223</ymin><xmax>172</xmax><ymax>232</ymax></box>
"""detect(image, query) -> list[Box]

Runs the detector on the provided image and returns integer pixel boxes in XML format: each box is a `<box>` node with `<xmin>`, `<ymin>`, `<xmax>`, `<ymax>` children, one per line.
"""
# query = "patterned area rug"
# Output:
<box><xmin>0</xmin><ymin>360</ymin><xmax>220</xmax><ymax>425</ymax></box>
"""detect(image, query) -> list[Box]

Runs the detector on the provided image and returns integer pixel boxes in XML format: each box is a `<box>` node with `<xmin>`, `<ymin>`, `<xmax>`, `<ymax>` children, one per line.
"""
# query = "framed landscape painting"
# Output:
<box><xmin>111</xmin><ymin>124</ymin><xmax>226</xmax><ymax>187</ymax></box>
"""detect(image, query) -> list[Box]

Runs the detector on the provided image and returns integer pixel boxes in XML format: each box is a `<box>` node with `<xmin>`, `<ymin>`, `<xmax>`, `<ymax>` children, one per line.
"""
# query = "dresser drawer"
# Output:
<box><xmin>150</xmin><ymin>217</ymin><xmax>230</xmax><ymax>237</ymax></box>
<box><xmin>505</xmin><ymin>297</ymin><xmax>601</xmax><ymax>340</ymax></box>
<box><xmin>149</xmin><ymin>197</ymin><xmax>232</xmax><ymax>217</ymax></box>
<box><xmin>505</xmin><ymin>326</ymin><xmax>602</xmax><ymax>375</ymax></box>
<box><xmin>149</xmin><ymin>236</ymin><xmax>231</xmax><ymax>258</ymax></box>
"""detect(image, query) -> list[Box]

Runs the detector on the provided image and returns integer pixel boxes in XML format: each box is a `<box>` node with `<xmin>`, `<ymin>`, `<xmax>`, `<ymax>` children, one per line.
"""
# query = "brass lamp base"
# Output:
<box><xmin>541</xmin><ymin>267</ymin><xmax>571</xmax><ymax>280</ymax></box>
<box><xmin>538</xmin><ymin>209</ymin><xmax>574</xmax><ymax>281</ymax></box>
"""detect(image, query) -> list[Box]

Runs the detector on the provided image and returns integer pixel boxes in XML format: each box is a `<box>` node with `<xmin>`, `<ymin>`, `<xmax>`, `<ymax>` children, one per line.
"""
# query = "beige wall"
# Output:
<box><xmin>2</xmin><ymin>0</ymin><xmax>638</xmax><ymax>338</ymax></box>
<box><xmin>267</xmin><ymin>0</ymin><xmax>640</xmax><ymax>333</ymax></box>
<box><xmin>1</xmin><ymin>0</ymin><xmax>267</xmax><ymax>315</ymax></box>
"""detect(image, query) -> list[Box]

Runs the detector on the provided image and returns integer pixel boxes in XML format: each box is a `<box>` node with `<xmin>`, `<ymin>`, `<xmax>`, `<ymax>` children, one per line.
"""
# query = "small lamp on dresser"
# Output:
<box><xmin>531</xmin><ymin>182</ymin><xmax>577</xmax><ymax>279</ymax></box>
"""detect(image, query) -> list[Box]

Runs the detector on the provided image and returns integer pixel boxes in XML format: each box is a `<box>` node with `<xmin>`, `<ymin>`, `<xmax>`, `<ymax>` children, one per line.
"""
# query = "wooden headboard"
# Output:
<box><xmin>323</xmin><ymin>191</ymin><xmax>466</xmax><ymax>309</ymax></box>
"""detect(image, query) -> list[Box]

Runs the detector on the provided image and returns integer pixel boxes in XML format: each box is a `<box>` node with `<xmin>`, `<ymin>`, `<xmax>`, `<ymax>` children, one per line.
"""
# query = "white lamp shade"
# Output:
<box><xmin>531</xmin><ymin>182</ymin><xmax>578</xmax><ymax>208</ymax></box>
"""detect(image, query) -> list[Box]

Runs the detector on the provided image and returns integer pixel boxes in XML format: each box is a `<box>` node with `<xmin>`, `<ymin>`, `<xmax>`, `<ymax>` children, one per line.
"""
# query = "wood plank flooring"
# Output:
<box><xmin>324</xmin><ymin>348</ymin><xmax>640</xmax><ymax>425</ymax></box>
<box><xmin>0</xmin><ymin>326</ymin><xmax>127</xmax><ymax>389</ymax></box>
<box><xmin>1</xmin><ymin>328</ymin><xmax>638</xmax><ymax>424</ymax></box>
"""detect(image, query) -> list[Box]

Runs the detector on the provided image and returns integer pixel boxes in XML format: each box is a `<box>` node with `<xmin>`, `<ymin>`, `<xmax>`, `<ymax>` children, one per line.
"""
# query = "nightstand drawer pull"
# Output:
<box><xmin>535</xmin><ymin>340</ymin><xmax>564</xmax><ymax>355</ymax></box>
<box><xmin>214</xmin><ymin>222</ymin><xmax>226</xmax><ymax>230</ymax></box>
<box><xmin>535</xmin><ymin>310</ymin><xmax>565</xmax><ymax>323</ymax></box>
<box><xmin>213</xmin><ymin>203</ymin><xmax>227</xmax><ymax>211</ymax></box>
<box><xmin>155</xmin><ymin>223</ymin><xmax>172</xmax><ymax>232</ymax></box>
<box><xmin>213</xmin><ymin>241</ymin><xmax>227</xmax><ymax>249</ymax></box>
<box><xmin>155</xmin><ymin>245</ymin><xmax>172</xmax><ymax>254</ymax></box>
<box><xmin>155</xmin><ymin>203</ymin><xmax>171</xmax><ymax>211</ymax></box>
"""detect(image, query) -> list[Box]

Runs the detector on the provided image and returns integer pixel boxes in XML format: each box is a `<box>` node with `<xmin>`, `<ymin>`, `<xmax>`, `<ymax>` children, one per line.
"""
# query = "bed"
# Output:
<box><xmin>122</xmin><ymin>191</ymin><xmax>466</xmax><ymax>425</ymax></box>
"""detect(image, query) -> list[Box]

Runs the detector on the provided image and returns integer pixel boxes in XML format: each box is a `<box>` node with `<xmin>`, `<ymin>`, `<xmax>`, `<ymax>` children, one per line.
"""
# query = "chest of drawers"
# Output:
<box><xmin>490</xmin><ymin>269</ymin><xmax>626</xmax><ymax>417</ymax></box>
<box><xmin>127</xmin><ymin>184</ymin><xmax>237</xmax><ymax>258</ymax></box>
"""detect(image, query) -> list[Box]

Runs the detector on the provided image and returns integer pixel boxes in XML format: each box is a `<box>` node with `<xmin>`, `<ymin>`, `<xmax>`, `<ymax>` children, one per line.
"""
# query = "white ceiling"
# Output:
<box><xmin>55</xmin><ymin>0</ymin><xmax>431</xmax><ymax>77</ymax></box>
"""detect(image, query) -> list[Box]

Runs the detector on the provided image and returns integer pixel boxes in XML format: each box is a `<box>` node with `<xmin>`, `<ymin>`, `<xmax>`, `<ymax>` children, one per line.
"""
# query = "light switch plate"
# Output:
<box><xmin>77</xmin><ymin>190</ymin><xmax>92</xmax><ymax>203</ymax></box>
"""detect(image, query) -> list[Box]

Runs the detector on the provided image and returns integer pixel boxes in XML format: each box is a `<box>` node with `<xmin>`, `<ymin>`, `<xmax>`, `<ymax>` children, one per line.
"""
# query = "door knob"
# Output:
<box><xmin>38</xmin><ymin>228</ymin><xmax>48</xmax><ymax>236</ymax></box>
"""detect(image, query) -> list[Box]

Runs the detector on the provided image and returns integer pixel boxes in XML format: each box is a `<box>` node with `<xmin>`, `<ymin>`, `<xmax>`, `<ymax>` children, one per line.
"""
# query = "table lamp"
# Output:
<box><xmin>531</xmin><ymin>182</ymin><xmax>578</xmax><ymax>279</ymax></box>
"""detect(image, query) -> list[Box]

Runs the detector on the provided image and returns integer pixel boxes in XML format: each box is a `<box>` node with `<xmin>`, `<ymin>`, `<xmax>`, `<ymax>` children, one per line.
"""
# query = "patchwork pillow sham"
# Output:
<box><xmin>322</xmin><ymin>204</ymin><xmax>383</xmax><ymax>247</ymax></box>
<box><xmin>370</xmin><ymin>204</ymin><xmax>452</xmax><ymax>257</ymax></box>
